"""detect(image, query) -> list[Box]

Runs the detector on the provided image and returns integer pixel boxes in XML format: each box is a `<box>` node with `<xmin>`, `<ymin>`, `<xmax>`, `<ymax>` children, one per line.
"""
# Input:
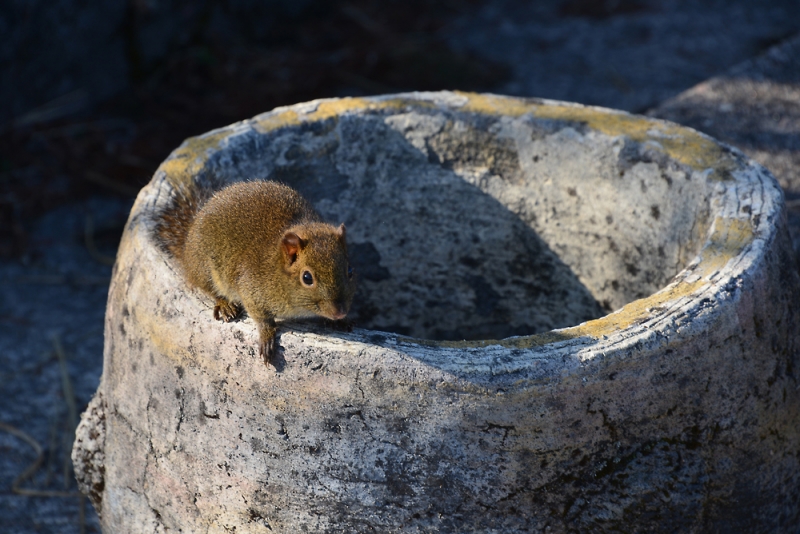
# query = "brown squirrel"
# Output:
<box><xmin>157</xmin><ymin>180</ymin><xmax>355</xmax><ymax>365</ymax></box>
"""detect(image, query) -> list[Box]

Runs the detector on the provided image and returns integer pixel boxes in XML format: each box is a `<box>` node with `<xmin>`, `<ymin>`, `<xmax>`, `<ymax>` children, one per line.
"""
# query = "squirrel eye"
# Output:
<box><xmin>347</xmin><ymin>265</ymin><xmax>354</xmax><ymax>279</ymax></box>
<box><xmin>302</xmin><ymin>271</ymin><xmax>314</xmax><ymax>286</ymax></box>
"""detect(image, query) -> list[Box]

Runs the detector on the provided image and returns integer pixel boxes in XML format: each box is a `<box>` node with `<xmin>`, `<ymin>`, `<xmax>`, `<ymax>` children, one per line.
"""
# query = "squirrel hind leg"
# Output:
<box><xmin>213</xmin><ymin>298</ymin><xmax>242</xmax><ymax>322</ymax></box>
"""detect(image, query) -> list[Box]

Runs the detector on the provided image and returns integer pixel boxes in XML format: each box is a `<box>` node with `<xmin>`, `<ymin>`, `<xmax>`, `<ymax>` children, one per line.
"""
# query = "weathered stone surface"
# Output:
<box><xmin>72</xmin><ymin>391</ymin><xmax>106</xmax><ymax>515</ymax></box>
<box><xmin>74</xmin><ymin>91</ymin><xmax>800</xmax><ymax>532</ymax></box>
<box><xmin>651</xmin><ymin>32</ymin><xmax>800</xmax><ymax>263</ymax></box>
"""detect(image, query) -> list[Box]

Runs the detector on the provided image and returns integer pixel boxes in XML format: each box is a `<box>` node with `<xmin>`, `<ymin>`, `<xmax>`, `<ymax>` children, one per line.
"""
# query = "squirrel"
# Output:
<box><xmin>156</xmin><ymin>180</ymin><xmax>356</xmax><ymax>365</ymax></box>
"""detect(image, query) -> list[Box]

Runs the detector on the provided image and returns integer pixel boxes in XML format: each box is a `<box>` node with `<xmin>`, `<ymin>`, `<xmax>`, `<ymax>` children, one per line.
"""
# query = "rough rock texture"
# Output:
<box><xmin>651</xmin><ymin>33</ymin><xmax>800</xmax><ymax>263</ymax></box>
<box><xmin>74</xmin><ymin>92</ymin><xmax>800</xmax><ymax>532</ymax></box>
<box><xmin>72</xmin><ymin>392</ymin><xmax>106</xmax><ymax>516</ymax></box>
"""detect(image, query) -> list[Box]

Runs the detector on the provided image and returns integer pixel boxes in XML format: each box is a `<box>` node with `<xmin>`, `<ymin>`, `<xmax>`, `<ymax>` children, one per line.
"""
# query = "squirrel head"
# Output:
<box><xmin>279</xmin><ymin>222</ymin><xmax>356</xmax><ymax>320</ymax></box>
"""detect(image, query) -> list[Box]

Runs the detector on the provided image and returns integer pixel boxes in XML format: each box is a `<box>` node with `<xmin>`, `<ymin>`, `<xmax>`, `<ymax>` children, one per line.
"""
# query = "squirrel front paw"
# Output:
<box><xmin>259</xmin><ymin>335</ymin><xmax>276</xmax><ymax>365</ymax></box>
<box><xmin>213</xmin><ymin>299</ymin><xmax>241</xmax><ymax>322</ymax></box>
<box><xmin>257</xmin><ymin>320</ymin><xmax>278</xmax><ymax>366</ymax></box>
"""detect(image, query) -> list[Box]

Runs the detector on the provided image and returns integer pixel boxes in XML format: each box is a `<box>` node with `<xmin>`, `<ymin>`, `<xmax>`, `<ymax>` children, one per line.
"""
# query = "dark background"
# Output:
<box><xmin>2</xmin><ymin>1</ymin><xmax>799</xmax><ymax>532</ymax></box>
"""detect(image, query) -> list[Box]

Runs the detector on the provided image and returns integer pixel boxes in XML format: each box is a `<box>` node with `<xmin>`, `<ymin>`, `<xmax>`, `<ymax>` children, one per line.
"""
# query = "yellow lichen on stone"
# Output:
<box><xmin>538</xmin><ymin>217</ymin><xmax>753</xmax><ymax>342</ymax></box>
<box><xmin>253</xmin><ymin>109</ymin><xmax>301</xmax><ymax>133</ymax></box>
<box><xmin>695</xmin><ymin>217</ymin><xmax>755</xmax><ymax>275</ymax></box>
<box><xmin>405</xmin><ymin>215</ymin><xmax>755</xmax><ymax>350</ymax></box>
<box><xmin>562</xmin><ymin>278</ymin><xmax>706</xmax><ymax>340</ymax></box>
<box><xmin>253</xmin><ymin>96</ymin><xmax>436</xmax><ymax>135</ymax></box>
<box><xmin>455</xmin><ymin>91</ymin><xmax>538</xmax><ymax>119</ymax></box>
<box><xmin>157</xmin><ymin>130</ymin><xmax>232</xmax><ymax>189</ymax></box>
<box><xmin>308</xmin><ymin>97</ymin><xmax>375</xmax><ymax>121</ymax></box>
<box><xmin>455</xmin><ymin>91</ymin><xmax>736</xmax><ymax>180</ymax></box>
<box><xmin>534</xmin><ymin>106</ymin><xmax>736</xmax><ymax>180</ymax></box>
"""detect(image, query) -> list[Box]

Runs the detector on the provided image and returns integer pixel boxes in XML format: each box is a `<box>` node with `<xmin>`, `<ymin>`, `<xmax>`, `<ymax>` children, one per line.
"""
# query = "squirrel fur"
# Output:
<box><xmin>157</xmin><ymin>180</ymin><xmax>355</xmax><ymax>365</ymax></box>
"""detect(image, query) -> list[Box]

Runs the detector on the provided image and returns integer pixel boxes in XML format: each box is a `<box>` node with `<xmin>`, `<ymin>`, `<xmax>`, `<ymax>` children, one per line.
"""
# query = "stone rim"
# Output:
<box><xmin>135</xmin><ymin>90</ymin><xmax>783</xmax><ymax>383</ymax></box>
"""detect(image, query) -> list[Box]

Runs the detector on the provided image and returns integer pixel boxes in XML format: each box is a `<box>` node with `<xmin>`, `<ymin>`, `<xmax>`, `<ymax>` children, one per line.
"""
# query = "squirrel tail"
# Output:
<box><xmin>155</xmin><ymin>184</ymin><xmax>209</xmax><ymax>260</ymax></box>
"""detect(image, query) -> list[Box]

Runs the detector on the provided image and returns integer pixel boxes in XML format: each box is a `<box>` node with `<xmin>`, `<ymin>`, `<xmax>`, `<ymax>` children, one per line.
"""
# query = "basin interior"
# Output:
<box><xmin>161</xmin><ymin>107</ymin><xmax>713</xmax><ymax>341</ymax></box>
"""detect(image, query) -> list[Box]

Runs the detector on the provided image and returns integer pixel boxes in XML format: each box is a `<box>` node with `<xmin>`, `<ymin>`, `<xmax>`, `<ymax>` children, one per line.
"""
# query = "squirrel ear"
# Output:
<box><xmin>336</xmin><ymin>223</ymin><xmax>346</xmax><ymax>241</ymax></box>
<box><xmin>282</xmin><ymin>232</ymin><xmax>305</xmax><ymax>264</ymax></box>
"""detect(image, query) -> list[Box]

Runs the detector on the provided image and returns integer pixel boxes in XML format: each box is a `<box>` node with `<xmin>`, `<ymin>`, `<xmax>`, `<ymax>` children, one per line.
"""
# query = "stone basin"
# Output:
<box><xmin>73</xmin><ymin>91</ymin><xmax>800</xmax><ymax>532</ymax></box>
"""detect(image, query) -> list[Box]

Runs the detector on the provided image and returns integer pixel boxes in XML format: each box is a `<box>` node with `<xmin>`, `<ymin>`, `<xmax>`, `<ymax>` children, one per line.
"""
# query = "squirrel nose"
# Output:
<box><xmin>322</xmin><ymin>299</ymin><xmax>350</xmax><ymax>321</ymax></box>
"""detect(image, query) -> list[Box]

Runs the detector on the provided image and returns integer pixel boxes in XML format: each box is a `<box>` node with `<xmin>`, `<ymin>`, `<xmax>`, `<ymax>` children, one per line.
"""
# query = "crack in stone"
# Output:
<box><xmin>175</xmin><ymin>387</ymin><xmax>186</xmax><ymax>435</ymax></box>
